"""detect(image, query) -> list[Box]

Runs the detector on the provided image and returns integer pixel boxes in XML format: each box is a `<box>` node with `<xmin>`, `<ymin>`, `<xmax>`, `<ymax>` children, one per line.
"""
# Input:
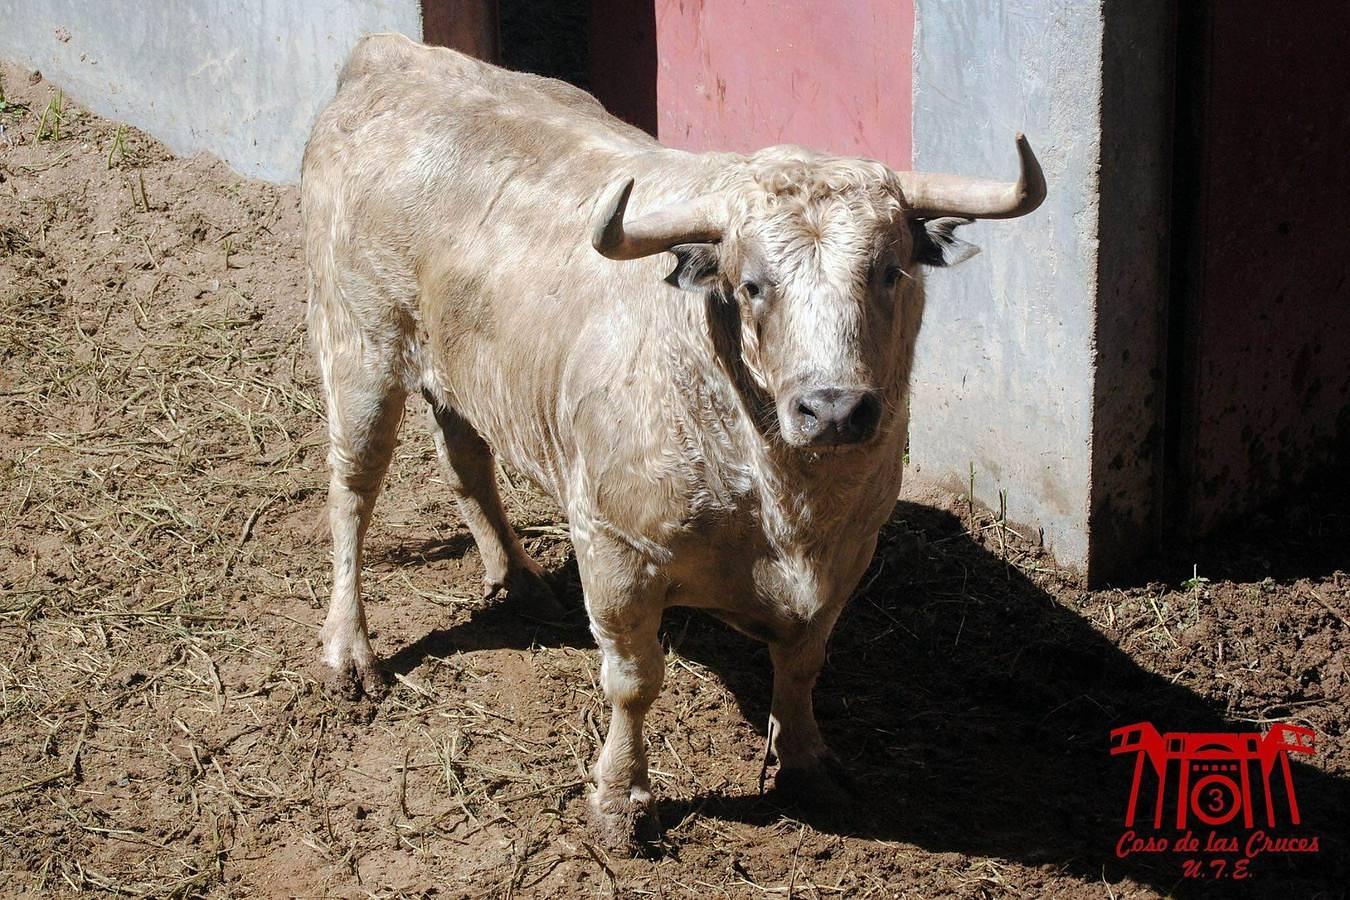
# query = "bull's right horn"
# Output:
<box><xmin>896</xmin><ymin>133</ymin><xmax>1047</xmax><ymax>220</ymax></box>
<box><xmin>591</xmin><ymin>177</ymin><xmax>726</xmax><ymax>260</ymax></box>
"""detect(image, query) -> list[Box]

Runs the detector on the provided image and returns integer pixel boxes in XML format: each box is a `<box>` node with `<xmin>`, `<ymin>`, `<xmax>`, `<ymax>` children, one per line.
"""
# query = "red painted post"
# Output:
<box><xmin>652</xmin><ymin>0</ymin><xmax>914</xmax><ymax>169</ymax></box>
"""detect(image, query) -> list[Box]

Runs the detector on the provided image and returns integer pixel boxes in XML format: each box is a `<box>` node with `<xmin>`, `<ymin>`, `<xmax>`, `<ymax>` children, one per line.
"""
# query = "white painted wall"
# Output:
<box><xmin>0</xmin><ymin>0</ymin><xmax>423</xmax><ymax>182</ymax></box>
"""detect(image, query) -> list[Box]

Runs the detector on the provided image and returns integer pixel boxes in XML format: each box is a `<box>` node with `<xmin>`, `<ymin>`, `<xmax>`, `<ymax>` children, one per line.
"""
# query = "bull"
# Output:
<box><xmin>302</xmin><ymin>33</ymin><xmax>1044</xmax><ymax>849</ymax></box>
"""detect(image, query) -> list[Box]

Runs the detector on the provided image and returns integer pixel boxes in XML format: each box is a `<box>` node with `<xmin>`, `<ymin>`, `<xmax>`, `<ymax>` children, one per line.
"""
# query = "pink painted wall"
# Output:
<box><xmin>652</xmin><ymin>0</ymin><xmax>914</xmax><ymax>169</ymax></box>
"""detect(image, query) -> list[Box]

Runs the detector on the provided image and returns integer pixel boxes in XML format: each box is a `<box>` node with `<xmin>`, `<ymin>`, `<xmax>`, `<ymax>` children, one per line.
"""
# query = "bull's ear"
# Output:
<box><xmin>664</xmin><ymin>243</ymin><xmax>722</xmax><ymax>291</ymax></box>
<box><xmin>911</xmin><ymin>216</ymin><xmax>980</xmax><ymax>267</ymax></box>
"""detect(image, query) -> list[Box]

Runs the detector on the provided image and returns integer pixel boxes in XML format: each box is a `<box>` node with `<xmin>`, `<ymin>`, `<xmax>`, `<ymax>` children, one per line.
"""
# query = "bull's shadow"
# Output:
<box><xmin>383</xmin><ymin>500</ymin><xmax>1348</xmax><ymax>897</ymax></box>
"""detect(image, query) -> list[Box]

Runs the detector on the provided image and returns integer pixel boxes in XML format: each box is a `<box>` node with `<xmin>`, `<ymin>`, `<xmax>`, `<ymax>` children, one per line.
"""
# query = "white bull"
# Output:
<box><xmin>302</xmin><ymin>33</ymin><xmax>1044</xmax><ymax>848</ymax></box>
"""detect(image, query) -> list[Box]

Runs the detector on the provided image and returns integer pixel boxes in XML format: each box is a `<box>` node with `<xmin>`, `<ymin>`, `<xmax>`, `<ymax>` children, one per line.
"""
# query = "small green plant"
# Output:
<box><xmin>36</xmin><ymin>90</ymin><xmax>65</xmax><ymax>140</ymax></box>
<box><xmin>996</xmin><ymin>487</ymin><xmax>1010</xmax><ymax>561</ymax></box>
<box><xmin>106</xmin><ymin>125</ymin><xmax>128</xmax><ymax>168</ymax></box>
<box><xmin>128</xmin><ymin>170</ymin><xmax>149</xmax><ymax>212</ymax></box>
<box><xmin>967</xmin><ymin>461</ymin><xmax>976</xmax><ymax>527</ymax></box>
<box><xmin>1182</xmin><ymin>563</ymin><xmax>1210</xmax><ymax>591</ymax></box>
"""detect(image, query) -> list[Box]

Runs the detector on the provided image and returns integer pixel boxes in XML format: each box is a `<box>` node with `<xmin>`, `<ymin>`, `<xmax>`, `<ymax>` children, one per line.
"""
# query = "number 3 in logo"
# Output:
<box><xmin>1190</xmin><ymin>774</ymin><xmax>1243</xmax><ymax>826</ymax></box>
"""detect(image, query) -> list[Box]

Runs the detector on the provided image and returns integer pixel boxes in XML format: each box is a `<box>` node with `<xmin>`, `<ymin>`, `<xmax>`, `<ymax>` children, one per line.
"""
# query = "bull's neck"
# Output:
<box><xmin>653</xmin><ymin>287</ymin><xmax>889</xmax><ymax>549</ymax></box>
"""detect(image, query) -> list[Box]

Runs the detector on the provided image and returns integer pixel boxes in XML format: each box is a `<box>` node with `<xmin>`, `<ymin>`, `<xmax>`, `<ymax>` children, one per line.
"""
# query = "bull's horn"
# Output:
<box><xmin>896</xmin><ymin>133</ymin><xmax>1047</xmax><ymax>220</ymax></box>
<box><xmin>592</xmin><ymin>177</ymin><xmax>726</xmax><ymax>260</ymax></box>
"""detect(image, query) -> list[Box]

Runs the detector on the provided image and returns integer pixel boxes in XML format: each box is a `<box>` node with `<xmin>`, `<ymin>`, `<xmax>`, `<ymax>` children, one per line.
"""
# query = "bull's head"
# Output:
<box><xmin>591</xmin><ymin>136</ymin><xmax>1045</xmax><ymax>451</ymax></box>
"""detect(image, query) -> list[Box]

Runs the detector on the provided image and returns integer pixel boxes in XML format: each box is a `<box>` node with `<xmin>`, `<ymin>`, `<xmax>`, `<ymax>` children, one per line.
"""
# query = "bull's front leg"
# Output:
<box><xmin>768</xmin><ymin>604</ymin><xmax>853</xmax><ymax>804</ymax></box>
<box><xmin>576</xmin><ymin>535</ymin><xmax>666</xmax><ymax>851</ymax></box>
<box><xmin>767</xmin><ymin>537</ymin><xmax>877</xmax><ymax>801</ymax></box>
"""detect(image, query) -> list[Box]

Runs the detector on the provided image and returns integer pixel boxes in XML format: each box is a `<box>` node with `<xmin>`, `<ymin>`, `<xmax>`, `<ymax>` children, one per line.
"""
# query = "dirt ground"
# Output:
<box><xmin>1</xmin><ymin>67</ymin><xmax>1347</xmax><ymax>899</ymax></box>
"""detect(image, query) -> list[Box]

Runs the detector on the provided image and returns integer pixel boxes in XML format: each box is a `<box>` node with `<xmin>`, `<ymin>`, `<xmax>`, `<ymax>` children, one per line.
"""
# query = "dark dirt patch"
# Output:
<box><xmin>1</xmin><ymin>65</ymin><xmax>1346</xmax><ymax>898</ymax></box>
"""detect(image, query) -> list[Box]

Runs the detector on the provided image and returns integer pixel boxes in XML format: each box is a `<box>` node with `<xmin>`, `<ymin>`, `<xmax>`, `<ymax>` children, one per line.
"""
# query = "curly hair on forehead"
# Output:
<box><xmin>743</xmin><ymin>146</ymin><xmax>904</xmax><ymax>208</ymax></box>
<box><xmin>707</xmin><ymin>148</ymin><xmax>905</xmax><ymax>271</ymax></box>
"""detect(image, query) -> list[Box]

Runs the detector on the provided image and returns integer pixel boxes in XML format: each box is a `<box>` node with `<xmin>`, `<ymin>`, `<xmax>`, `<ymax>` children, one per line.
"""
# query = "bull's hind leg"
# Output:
<box><xmin>425</xmin><ymin>399</ymin><xmax>561</xmax><ymax>618</ymax></box>
<box><xmin>318</xmin><ymin>357</ymin><xmax>406</xmax><ymax>700</ymax></box>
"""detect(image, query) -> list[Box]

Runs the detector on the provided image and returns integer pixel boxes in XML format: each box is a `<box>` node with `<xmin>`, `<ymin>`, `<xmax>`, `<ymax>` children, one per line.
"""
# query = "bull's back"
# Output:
<box><xmin>305</xmin><ymin>33</ymin><xmax>657</xmax><ymax>208</ymax></box>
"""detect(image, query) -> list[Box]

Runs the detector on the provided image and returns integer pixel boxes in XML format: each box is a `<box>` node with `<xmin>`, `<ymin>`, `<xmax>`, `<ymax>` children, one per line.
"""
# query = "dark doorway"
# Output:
<box><xmin>1166</xmin><ymin>4</ymin><xmax>1350</xmax><ymax>540</ymax></box>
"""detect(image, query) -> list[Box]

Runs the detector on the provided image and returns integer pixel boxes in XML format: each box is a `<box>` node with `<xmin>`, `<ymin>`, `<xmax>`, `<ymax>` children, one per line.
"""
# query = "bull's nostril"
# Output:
<box><xmin>847</xmin><ymin>394</ymin><xmax>881</xmax><ymax>434</ymax></box>
<box><xmin>796</xmin><ymin>400</ymin><xmax>818</xmax><ymax>423</ymax></box>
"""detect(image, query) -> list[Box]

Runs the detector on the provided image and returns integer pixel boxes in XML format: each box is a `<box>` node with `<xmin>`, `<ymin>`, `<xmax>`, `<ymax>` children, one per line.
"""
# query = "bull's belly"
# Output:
<box><xmin>420</xmin><ymin>352</ymin><xmax>573</xmax><ymax>509</ymax></box>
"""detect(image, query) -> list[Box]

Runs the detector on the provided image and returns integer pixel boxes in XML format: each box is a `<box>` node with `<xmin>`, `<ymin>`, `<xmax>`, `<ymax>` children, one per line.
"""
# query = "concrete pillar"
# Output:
<box><xmin>909</xmin><ymin>1</ymin><xmax>1172</xmax><ymax>582</ymax></box>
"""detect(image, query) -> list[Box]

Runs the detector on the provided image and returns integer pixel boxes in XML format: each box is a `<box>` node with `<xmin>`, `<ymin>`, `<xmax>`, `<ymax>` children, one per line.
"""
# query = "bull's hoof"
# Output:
<box><xmin>587</xmin><ymin>787</ymin><xmax>661</xmax><ymax>854</ymax></box>
<box><xmin>773</xmin><ymin>754</ymin><xmax>856</xmax><ymax>810</ymax></box>
<box><xmin>322</xmin><ymin>658</ymin><xmax>389</xmax><ymax>703</ymax></box>
<box><xmin>483</xmin><ymin>566</ymin><xmax>566</xmax><ymax>622</ymax></box>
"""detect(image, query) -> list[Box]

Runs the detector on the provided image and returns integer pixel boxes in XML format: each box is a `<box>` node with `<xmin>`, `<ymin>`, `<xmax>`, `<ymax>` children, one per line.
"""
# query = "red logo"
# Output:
<box><xmin>1111</xmin><ymin>721</ymin><xmax>1314</xmax><ymax>829</ymax></box>
<box><xmin>1109</xmin><ymin>722</ymin><xmax>1320</xmax><ymax>880</ymax></box>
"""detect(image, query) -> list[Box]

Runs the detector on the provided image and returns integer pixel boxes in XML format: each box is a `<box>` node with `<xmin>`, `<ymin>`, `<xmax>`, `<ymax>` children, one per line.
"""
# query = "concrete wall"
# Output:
<box><xmin>909</xmin><ymin>1</ymin><xmax>1103</xmax><ymax>570</ymax></box>
<box><xmin>0</xmin><ymin>0</ymin><xmax>424</xmax><ymax>182</ymax></box>
<box><xmin>909</xmin><ymin>1</ymin><xmax>1173</xmax><ymax>579</ymax></box>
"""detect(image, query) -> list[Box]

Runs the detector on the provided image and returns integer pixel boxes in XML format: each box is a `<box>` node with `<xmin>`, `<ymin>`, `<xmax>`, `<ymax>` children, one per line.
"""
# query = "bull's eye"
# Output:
<box><xmin>883</xmin><ymin>265</ymin><xmax>904</xmax><ymax>288</ymax></box>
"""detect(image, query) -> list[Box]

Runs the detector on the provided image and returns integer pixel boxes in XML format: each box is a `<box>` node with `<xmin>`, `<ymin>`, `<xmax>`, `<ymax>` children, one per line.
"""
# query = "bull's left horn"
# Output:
<box><xmin>591</xmin><ymin>177</ymin><xmax>726</xmax><ymax>260</ymax></box>
<box><xmin>896</xmin><ymin>133</ymin><xmax>1047</xmax><ymax>220</ymax></box>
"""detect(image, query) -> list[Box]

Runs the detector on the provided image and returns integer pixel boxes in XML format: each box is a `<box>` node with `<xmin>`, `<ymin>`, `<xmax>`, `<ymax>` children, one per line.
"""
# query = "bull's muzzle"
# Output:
<box><xmin>786</xmin><ymin>387</ymin><xmax>882</xmax><ymax>448</ymax></box>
